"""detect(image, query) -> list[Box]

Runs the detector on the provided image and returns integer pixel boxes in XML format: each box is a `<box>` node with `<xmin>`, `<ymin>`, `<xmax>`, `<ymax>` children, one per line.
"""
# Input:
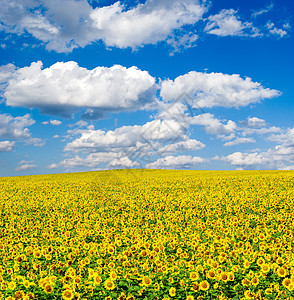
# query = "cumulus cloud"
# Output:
<box><xmin>0</xmin><ymin>0</ymin><xmax>289</xmax><ymax>53</ymax></box>
<box><xmin>50</xmin><ymin>114</ymin><xmax>206</xmax><ymax>170</ymax></box>
<box><xmin>224</xmin><ymin>137</ymin><xmax>256</xmax><ymax>147</ymax></box>
<box><xmin>1</xmin><ymin>62</ymin><xmax>281</xmax><ymax>118</ymax></box>
<box><xmin>48</xmin><ymin>152</ymin><xmax>118</xmax><ymax>169</ymax></box>
<box><xmin>190</xmin><ymin>113</ymin><xmax>237</xmax><ymax>136</ymax></box>
<box><xmin>90</xmin><ymin>0</ymin><xmax>207</xmax><ymax>49</ymax></box>
<box><xmin>205</xmin><ymin>9</ymin><xmax>251</xmax><ymax>37</ymax></box>
<box><xmin>222</xmin><ymin>151</ymin><xmax>271</xmax><ymax>167</ymax></box>
<box><xmin>205</xmin><ymin>7</ymin><xmax>290</xmax><ymax>39</ymax></box>
<box><xmin>221</xmin><ymin>128</ymin><xmax>294</xmax><ymax>169</ymax></box>
<box><xmin>241</xmin><ymin>126</ymin><xmax>281</xmax><ymax>136</ymax></box>
<box><xmin>0</xmin><ymin>64</ymin><xmax>17</xmax><ymax>91</ymax></box>
<box><xmin>65</xmin><ymin>118</ymin><xmax>188</xmax><ymax>153</ymax></box>
<box><xmin>267</xmin><ymin>128</ymin><xmax>294</xmax><ymax>143</ymax></box>
<box><xmin>145</xmin><ymin>155</ymin><xmax>207</xmax><ymax>169</ymax></box>
<box><xmin>107</xmin><ymin>157</ymin><xmax>140</xmax><ymax>169</ymax></box>
<box><xmin>266</xmin><ymin>22</ymin><xmax>288</xmax><ymax>38</ymax></box>
<box><xmin>238</xmin><ymin>116</ymin><xmax>281</xmax><ymax>137</ymax></box>
<box><xmin>0</xmin><ymin>113</ymin><xmax>34</xmax><ymax>139</ymax></box>
<box><xmin>0</xmin><ymin>0</ymin><xmax>208</xmax><ymax>52</ymax></box>
<box><xmin>0</xmin><ymin>113</ymin><xmax>44</xmax><ymax>146</ymax></box>
<box><xmin>15</xmin><ymin>160</ymin><xmax>37</xmax><ymax>171</ymax></box>
<box><xmin>239</xmin><ymin>117</ymin><xmax>266</xmax><ymax>128</ymax></box>
<box><xmin>0</xmin><ymin>141</ymin><xmax>16</xmax><ymax>152</ymax></box>
<box><xmin>160</xmin><ymin>71</ymin><xmax>280</xmax><ymax>108</ymax></box>
<box><xmin>158</xmin><ymin>139</ymin><xmax>205</xmax><ymax>155</ymax></box>
<box><xmin>50</xmin><ymin>120</ymin><xmax>62</xmax><ymax>126</ymax></box>
<box><xmin>4</xmin><ymin>61</ymin><xmax>157</xmax><ymax>118</ymax></box>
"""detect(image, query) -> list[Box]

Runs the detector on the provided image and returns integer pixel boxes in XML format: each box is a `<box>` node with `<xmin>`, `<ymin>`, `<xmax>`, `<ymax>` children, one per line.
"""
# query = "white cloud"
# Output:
<box><xmin>224</xmin><ymin>137</ymin><xmax>256</xmax><ymax>147</ymax></box>
<box><xmin>15</xmin><ymin>163</ymin><xmax>37</xmax><ymax>171</ymax></box>
<box><xmin>51</xmin><ymin>114</ymin><xmax>206</xmax><ymax>170</ymax></box>
<box><xmin>25</xmin><ymin>137</ymin><xmax>45</xmax><ymax>147</ymax></box>
<box><xmin>190</xmin><ymin>113</ymin><xmax>237</xmax><ymax>136</ymax></box>
<box><xmin>146</xmin><ymin>155</ymin><xmax>207</xmax><ymax>169</ymax></box>
<box><xmin>166</xmin><ymin>31</ymin><xmax>199</xmax><ymax>54</ymax></box>
<box><xmin>252</xmin><ymin>3</ymin><xmax>273</xmax><ymax>18</ymax></box>
<box><xmin>0</xmin><ymin>141</ymin><xmax>16</xmax><ymax>152</ymax></box>
<box><xmin>159</xmin><ymin>139</ymin><xmax>205</xmax><ymax>155</ymax></box>
<box><xmin>65</xmin><ymin>118</ymin><xmax>188</xmax><ymax>153</ymax></box>
<box><xmin>41</xmin><ymin>121</ymin><xmax>49</xmax><ymax>125</ymax></box>
<box><xmin>50</xmin><ymin>119</ymin><xmax>62</xmax><ymax>126</ymax></box>
<box><xmin>222</xmin><ymin>151</ymin><xmax>271</xmax><ymax>167</ymax></box>
<box><xmin>282</xmin><ymin>165</ymin><xmax>294</xmax><ymax>170</ymax></box>
<box><xmin>160</xmin><ymin>71</ymin><xmax>280</xmax><ymax>108</ymax></box>
<box><xmin>0</xmin><ymin>113</ymin><xmax>44</xmax><ymax>146</ymax></box>
<box><xmin>0</xmin><ymin>0</ymin><xmax>288</xmax><ymax>53</ymax></box>
<box><xmin>0</xmin><ymin>113</ymin><xmax>34</xmax><ymax>139</ymax></box>
<box><xmin>107</xmin><ymin>157</ymin><xmax>140</xmax><ymax>169</ymax></box>
<box><xmin>267</xmin><ymin>128</ymin><xmax>294</xmax><ymax>143</ymax></box>
<box><xmin>4</xmin><ymin>61</ymin><xmax>157</xmax><ymax>118</ymax></box>
<box><xmin>90</xmin><ymin>0</ymin><xmax>207</xmax><ymax>49</ymax></box>
<box><xmin>239</xmin><ymin>117</ymin><xmax>266</xmax><ymax>128</ymax></box>
<box><xmin>0</xmin><ymin>0</ymin><xmax>208</xmax><ymax>52</ymax></box>
<box><xmin>266</xmin><ymin>22</ymin><xmax>287</xmax><ymax>38</ymax></box>
<box><xmin>241</xmin><ymin>126</ymin><xmax>281</xmax><ymax>136</ymax></box>
<box><xmin>205</xmin><ymin>7</ymin><xmax>290</xmax><ymax>39</ymax></box>
<box><xmin>221</xmin><ymin>128</ymin><xmax>294</xmax><ymax>169</ymax></box>
<box><xmin>205</xmin><ymin>9</ymin><xmax>249</xmax><ymax>37</ymax></box>
<box><xmin>0</xmin><ymin>64</ymin><xmax>17</xmax><ymax>91</ymax></box>
<box><xmin>48</xmin><ymin>152</ymin><xmax>118</xmax><ymax>169</ymax></box>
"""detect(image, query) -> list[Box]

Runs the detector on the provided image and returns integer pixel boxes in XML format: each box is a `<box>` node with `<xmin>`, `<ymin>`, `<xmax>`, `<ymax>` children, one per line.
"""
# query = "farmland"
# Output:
<box><xmin>0</xmin><ymin>170</ymin><xmax>294</xmax><ymax>300</ymax></box>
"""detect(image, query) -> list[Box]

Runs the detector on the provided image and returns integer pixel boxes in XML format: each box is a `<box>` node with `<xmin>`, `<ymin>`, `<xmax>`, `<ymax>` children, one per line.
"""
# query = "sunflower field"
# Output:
<box><xmin>0</xmin><ymin>169</ymin><xmax>294</xmax><ymax>300</ymax></box>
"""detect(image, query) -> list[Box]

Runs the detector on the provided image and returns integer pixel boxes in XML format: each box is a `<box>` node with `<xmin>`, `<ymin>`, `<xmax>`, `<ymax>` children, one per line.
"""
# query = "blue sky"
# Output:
<box><xmin>0</xmin><ymin>0</ymin><xmax>293</xmax><ymax>176</ymax></box>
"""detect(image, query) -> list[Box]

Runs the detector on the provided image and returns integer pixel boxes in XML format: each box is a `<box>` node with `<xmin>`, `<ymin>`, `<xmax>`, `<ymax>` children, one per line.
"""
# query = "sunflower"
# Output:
<box><xmin>242</xmin><ymin>278</ymin><xmax>250</xmax><ymax>286</ymax></box>
<box><xmin>62</xmin><ymin>289</ymin><xmax>74</xmax><ymax>300</ymax></box>
<box><xmin>276</xmin><ymin>257</ymin><xmax>284</xmax><ymax>264</ymax></box>
<box><xmin>243</xmin><ymin>260</ymin><xmax>250</xmax><ymax>269</ymax></box>
<box><xmin>260</xmin><ymin>264</ymin><xmax>270</xmax><ymax>273</ymax></box>
<box><xmin>227</xmin><ymin>272</ymin><xmax>234</xmax><ymax>281</ymax></box>
<box><xmin>256</xmin><ymin>257</ymin><xmax>265</xmax><ymax>267</ymax></box>
<box><xmin>244</xmin><ymin>290</ymin><xmax>255</xmax><ymax>299</ymax></box>
<box><xmin>104</xmin><ymin>278</ymin><xmax>116</xmax><ymax>290</ymax></box>
<box><xmin>220</xmin><ymin>272</ymin><xmax>228</xmax><ymax>282</ymax></box>
<box><xmin>14</xmin><ymin>290</ymin><xmax>25</xmax><ymax>299</ymax></box>
<box><xmin>199</xmin><ymin>280</ymin><xmax>209</xmax><ymax>291</ymax></box>
<box><xmin>277</xmin><ymin>267</ymin><xmax>287</xmax><ymax>277</ymax></box>
<box><xmin>93</xmin><ymin>275</ymin><xmax>102</xmax><ymax>286</ymax></box>
<box><xmin>141</xmin><ymin>276</ymin><xmax>152</xmax><ymax>286</ymax></box>
<box><xmin>169</xmin><ymin>287</ymin><xmax>176</xmax><ymax>297</ymax></box>
<box><xmin>107</xmin><ymin>245</ymin><xmax>115</xmax><ymax>255</ymax></box>
<box><xmin>23</xmin><ymin>280</ymin><xmax>30</xmax><ymax>288</ymax></box>
<box><xmin>282</xmin><ymin>278</ymin><xmax>291</xmax><ymax>289</ymax></box>
<box><xmin>207</xmin><ymin>270</ymin><xmax>216</xmax><ymax>279</ymax></box>
<box><xmin>109</xmin><ymin>271</ymin><xmax>117</xmax><ymax>281</ymax></box>
<box><xmin>186</xmin><ymin>296</ymin><xmax>194</xmax><ymax>300</ymax></box>
<box><xmin>191</xmin><ymin>282</ymin><xmax>199</xmax><ymax>292</ymax></box>
<box><xmin>8</xmin><ymin>281</ymin><xmax>16</xmax><ymax>290</ymax></box>
<box><xmin>189</xmin><ymin>271</ymin><xmax>199</xmax><ymax>281</ymax></box>
<box><xmin>44</xmin><ymin>284</ymin><xmax>53</xmax><ymax>294</ymax></box>
<box><xmin>251</xmin><ymin>277</ymin><xmax>259</xmax><ymax>286</ymax></box>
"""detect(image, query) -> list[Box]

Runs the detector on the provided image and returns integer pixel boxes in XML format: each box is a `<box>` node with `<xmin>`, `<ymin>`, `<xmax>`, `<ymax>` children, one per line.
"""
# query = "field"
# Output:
<box><xmin>0</xmin><ymin>170</ymin><xmax>294</xmax><ymax>300</ymax></box>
